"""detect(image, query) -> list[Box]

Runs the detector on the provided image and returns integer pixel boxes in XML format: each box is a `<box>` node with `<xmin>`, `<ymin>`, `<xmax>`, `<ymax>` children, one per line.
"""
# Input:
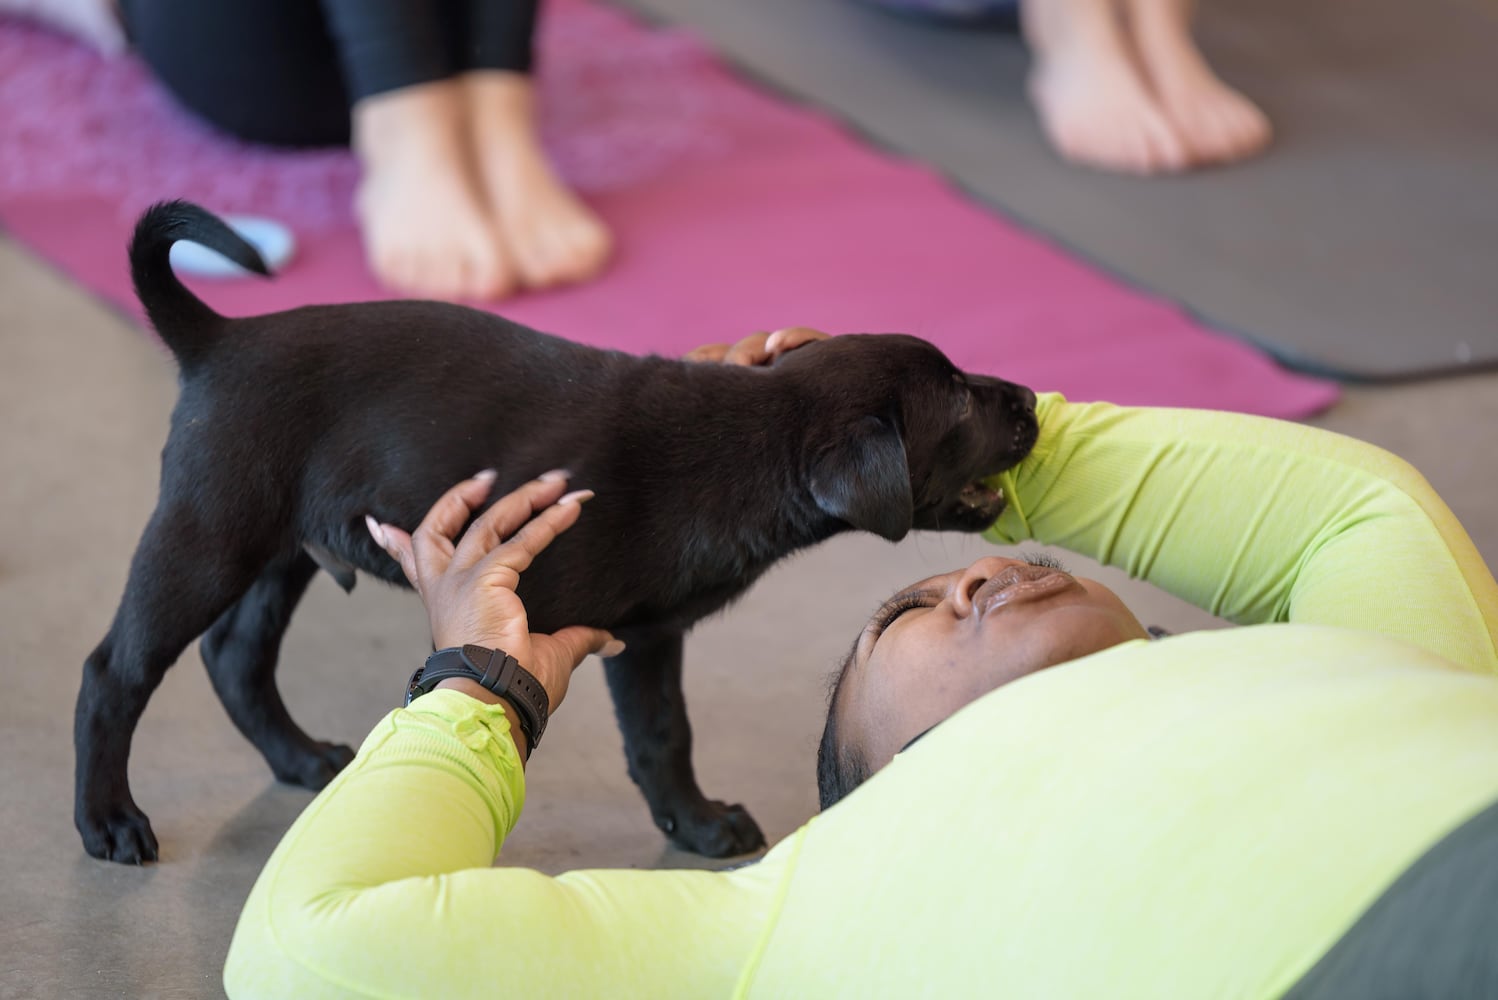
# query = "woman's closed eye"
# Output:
<box><xmin>870</xmin><ymin>589</ymin><xmax>941</xmax><ymax>640</ymax></box>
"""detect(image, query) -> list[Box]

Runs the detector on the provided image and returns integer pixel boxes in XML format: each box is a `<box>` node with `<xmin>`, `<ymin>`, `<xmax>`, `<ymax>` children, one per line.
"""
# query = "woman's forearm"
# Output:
<box><xmin>224</xmin><ymin>689</ymin><xmax>773</xmax><ymax>999</ymax></box>
<box><xmin>224</xmin><ymin>690</ymin><xmax>526</xmax><ymax>997</ymax></box>
<box><xmin>987</xmin><ymin>395</ymin><xmax>1498</xmax><ymax>672</ymax></box>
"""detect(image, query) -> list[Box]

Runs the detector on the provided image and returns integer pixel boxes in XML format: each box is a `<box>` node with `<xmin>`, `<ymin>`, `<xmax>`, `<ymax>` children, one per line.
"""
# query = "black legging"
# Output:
<box><xmin>120</xmin><ymin>0</ymin><xmax>542</xmax><ymax>147</ymax></box>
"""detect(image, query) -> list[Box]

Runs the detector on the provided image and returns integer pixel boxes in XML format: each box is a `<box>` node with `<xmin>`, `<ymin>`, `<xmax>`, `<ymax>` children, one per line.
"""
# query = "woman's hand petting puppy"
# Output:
<box><xmin>685</xmin><ymin>326</ymin><xmax>831</xmax><ymax>366</ymax></box>
<box><xmin>365</xmin><ymin>471</ymin><xmax>623</xmax><ymax>720</ymax></box>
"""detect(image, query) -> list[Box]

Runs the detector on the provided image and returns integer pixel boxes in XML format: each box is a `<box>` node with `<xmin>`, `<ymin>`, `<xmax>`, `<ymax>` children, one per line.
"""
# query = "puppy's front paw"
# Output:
<box><xmin>271</xmin><ymin>741</ymin><xmax>356</xmax><ymax>791</ymax></box>
<box><xmin>660</xmin><ymin>799</ymin><xmax>766</xmax><ymax>858</ymax></box>
<box><xmin>78</xmin><ymin>803</ymin><xmax>159</xmax><ymax>865</ymax></box>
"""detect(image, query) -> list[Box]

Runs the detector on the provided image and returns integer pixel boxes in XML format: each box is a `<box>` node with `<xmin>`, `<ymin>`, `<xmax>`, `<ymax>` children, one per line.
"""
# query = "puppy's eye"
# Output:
<box><xmin>952</xmin><ymin>376</ymin><xmax>974</xmax><ymax>419</ymax></box>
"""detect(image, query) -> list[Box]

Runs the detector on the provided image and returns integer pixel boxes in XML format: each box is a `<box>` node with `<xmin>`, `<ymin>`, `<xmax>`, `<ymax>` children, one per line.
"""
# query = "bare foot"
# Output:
<box><xmin>352</xmin><ymin>80</ymin><xmax>515</xmax><ymax>301</ymax></box>
<box><xmin>465</xmin><ymin>71</ymin><xmax>613</xmax><ymax>291</ymax></box>
<box><xmin>1127</xmin><ymin>0</ymin><xmax>1271</xmax><ymax>166</ymax></box>
<box><xmin>1023</xmin><ymin>0</ymin><xmax>1190</xmax><ymax>175</ymax></box>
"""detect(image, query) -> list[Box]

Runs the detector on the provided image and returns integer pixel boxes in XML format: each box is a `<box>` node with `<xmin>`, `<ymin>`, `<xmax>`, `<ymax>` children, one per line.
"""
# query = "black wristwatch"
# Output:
<box><xmin>405</xmin><ymin>644</ymin><xmax>550</xmax><ymax>752</ymax></box>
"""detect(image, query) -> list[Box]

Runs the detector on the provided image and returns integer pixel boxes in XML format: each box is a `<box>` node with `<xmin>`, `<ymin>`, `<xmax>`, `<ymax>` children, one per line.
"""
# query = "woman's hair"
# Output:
<box><xmin>815</xmin><ymin>653</ymin><xmax>871</xmax><ymax>810</ymax></box>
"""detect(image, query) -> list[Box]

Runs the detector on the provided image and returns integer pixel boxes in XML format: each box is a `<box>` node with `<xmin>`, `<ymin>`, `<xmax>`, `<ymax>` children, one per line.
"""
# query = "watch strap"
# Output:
<box><xmin>406</xmin><ymin>644</ymin><xmax>550</xmax><ymax>751</ymax></box>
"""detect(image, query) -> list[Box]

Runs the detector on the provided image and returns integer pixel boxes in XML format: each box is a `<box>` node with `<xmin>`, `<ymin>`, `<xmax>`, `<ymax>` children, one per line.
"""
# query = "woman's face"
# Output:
<box><xmin>835</xmin><ymin>555</ymin><xmax>1150</xmax><ymax>774</ymax></box>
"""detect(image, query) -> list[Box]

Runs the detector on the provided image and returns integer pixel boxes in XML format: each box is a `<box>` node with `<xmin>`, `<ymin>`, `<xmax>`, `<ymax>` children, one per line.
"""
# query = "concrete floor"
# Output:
<box><xmin>4</xmin><ymin>48</ymin><xmax>1498</xmax><ymax>1000</ymax></box>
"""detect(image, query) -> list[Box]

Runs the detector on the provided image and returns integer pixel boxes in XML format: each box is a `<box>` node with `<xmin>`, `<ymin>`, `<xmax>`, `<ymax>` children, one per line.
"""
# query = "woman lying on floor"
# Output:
<box><xmin>226</xmin><ymin>330</ymin><xmax>1498</xmax><ymax>999</ymax></box>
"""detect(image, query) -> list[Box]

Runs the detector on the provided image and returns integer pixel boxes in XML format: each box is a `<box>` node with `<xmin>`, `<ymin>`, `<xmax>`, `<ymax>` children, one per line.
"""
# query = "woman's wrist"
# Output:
<box><xmin>432</xmin><ymin>677</ymin><xmax>531</xmax><ymax>762</ymax></box>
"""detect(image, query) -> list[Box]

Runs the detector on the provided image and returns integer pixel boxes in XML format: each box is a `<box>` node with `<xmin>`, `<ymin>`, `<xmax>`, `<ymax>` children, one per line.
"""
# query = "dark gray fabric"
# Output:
<box><xmin>122</xmin><ymin>0</ymin><xmax>541</xmax><ymax>147</ymax></box>
<box><xmin>1281</xmin><ymin>794</ymin><xmax>1498</xmax><ymax>999</ymax></box>
<box><xmin>618</xmin><ymin>0</ymin><xmax>1498</xmax><ymax>381</ymax></box>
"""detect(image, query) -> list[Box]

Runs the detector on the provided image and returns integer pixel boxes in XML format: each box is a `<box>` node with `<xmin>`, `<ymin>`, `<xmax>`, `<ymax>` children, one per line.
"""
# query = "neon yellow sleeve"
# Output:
<box><xmin>223</xmin><ymin>690</ymin><xmax>779</xmax><ymax>1000</ymax></box>
<box><xmin>987</xmin><ymin>395</ymin><xmax>1498</xmax><ymax>673</ymax></box>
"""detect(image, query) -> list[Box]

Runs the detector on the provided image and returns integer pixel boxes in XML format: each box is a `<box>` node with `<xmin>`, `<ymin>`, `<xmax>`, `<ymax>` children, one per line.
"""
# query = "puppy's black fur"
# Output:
<box><xmin>75</xmin><ymin>201</ymin><xmax>1039</xmax><ymax>864</ymax></box>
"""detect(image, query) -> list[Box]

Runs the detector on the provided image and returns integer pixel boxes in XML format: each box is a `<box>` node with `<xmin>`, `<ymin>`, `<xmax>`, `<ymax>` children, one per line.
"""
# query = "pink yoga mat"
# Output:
<box><xmin>0</xmin><ymin>1</ymin><xmax>1337</xmax><ymax>416</ymax></box>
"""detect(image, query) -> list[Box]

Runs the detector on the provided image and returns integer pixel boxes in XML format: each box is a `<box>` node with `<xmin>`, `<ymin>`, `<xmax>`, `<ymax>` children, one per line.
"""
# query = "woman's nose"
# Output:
<box><xmin>949</xmin><ymin>557</ymin><xmax>1022</xmax><ymax>617</ymax></box>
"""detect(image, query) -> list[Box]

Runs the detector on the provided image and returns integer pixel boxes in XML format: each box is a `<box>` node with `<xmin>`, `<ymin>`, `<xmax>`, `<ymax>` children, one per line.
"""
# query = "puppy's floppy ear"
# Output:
<box><xmin>809</xmin><ymin>415</ymin><xmax>913</xmax><ymax>542</ymax></box>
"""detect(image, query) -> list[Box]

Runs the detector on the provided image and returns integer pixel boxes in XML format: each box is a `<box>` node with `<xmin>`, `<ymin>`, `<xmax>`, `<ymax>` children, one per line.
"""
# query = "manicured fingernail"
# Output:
<box><xmin>474</xmin><ymin>469</ymin><xmax>497</xmax><ymax>483</ymax></box>
<box><xmin>539</xmin><ymin>469</ymin><xmax>570</xmax><ymax>483</ymax></box>
<box><xmin>557</xmin><ymin>489</ymin><xmax>594</xmax><ymax>506</ymax></box>
<box><xmin>600</xmin><ymin>639</ymin><xmax>626</xmax><ymax>658</ymax></box>
<box><xmin>364</xmin><ymin>515</ymin><xmax>387</xmax><ymax>547</ymax></box>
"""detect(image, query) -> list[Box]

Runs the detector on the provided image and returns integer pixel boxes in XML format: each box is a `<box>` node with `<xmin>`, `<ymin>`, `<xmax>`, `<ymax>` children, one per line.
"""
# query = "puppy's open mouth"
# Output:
<box><xmin>957</xmin><ymin>480</ymin><xmax>1006</xmax><ymax>518</ymax></box>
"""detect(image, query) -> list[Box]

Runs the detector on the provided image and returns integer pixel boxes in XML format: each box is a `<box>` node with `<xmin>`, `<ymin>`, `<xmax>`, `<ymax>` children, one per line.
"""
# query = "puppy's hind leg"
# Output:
<box><xmin>604</xmin><ymin>631</ymin><xmax>767</xmax><ymax>858</ymax></box>
<box><xmin>200</xmin><ymin>550</ymin><xmax>355</xmax><ymax>791</ymax></box>
<box><xmin>74</xmin><ymin>504</ymin><xmax>269</xmax><ymax>864</ymax></box>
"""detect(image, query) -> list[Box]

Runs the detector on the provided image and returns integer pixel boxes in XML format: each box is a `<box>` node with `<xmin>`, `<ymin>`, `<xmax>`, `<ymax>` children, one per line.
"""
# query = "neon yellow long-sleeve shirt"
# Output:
<box><xmin>225</xmin><ymin>396</ymin><xmax>1498</xmax><ymax>999</ymax></box>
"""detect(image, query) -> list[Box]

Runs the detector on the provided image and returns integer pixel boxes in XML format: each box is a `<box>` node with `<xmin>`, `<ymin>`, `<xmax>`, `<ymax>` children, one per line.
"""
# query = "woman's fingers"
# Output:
<box><xmin>722</xmin><ymin>331</ymin><xmax>775</xmax><ymax>367</ymax></box>
<box><xmin>764</xmin><ymin>326</ymin><xmax>830</xmax><ymax>358</ymax></box>
<box><xmin>406</xmin><ymin>470</ymin><xmax>499</xmax><ymax>584</ymax></box>
<box><xmin>532</xmin><ymin>626</ymin><xmax>625</xmax><ymax>710</ymax></box>
<box><xmin>366</xmin><ymin>471</ymin><xmax>587</xmax><ymax>590</ymax></box>
<box><xmin>364</xmin><ymin>474</ymin><xmax>493</xmax><ymax>593</ymax></box>
<box><xmin>450</xmin><ymin>471</ymin><xmax>571</xmax><ymax>572</ymax></box>
<box><xmin>367</xmin><ymin>517</ymin><xmax>418</xmax><ymax>587</ymax></box>
<box><xmin>474</xmin><ymin>488</ymin><xmax>593</xmax><ymax>583</ymax></box>
<box><xmin>683</xmin><ymin>342</ymin><xmax>731</xmax><ymax>363</ymax></box>
<box><xmin>689</xmin><ymin>328</ymin><xmax>831</xmax><ymax>367</ymax></box>
<box><xmin>551</xmin><ymin>626</ymin><xmax>625</xmax><ymax>672</ymax></box>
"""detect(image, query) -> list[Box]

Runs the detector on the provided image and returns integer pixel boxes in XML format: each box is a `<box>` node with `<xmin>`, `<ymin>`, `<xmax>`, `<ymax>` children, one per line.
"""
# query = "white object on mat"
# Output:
<box><xmin>2</xmin><ymin>0</ymin><xmax>127</xmax><ymax>53</ymax></box>
<box><xmin>169</xmin><ymin>215</ymin><xmax>296</xmax><ymax>278</ymax></box>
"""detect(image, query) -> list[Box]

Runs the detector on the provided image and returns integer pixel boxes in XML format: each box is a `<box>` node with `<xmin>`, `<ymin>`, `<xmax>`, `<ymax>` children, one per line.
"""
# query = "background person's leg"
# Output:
<box><xmin>316</xmin><ymin>0</ymin><xmax>464</xmax><ymax>105</ymax></box>
<box><xmin>1125</xmin><ymin>0</ymin><xmax>1271</xmax><ymax>166</ymax></box>
<box><xmin>120</xmin><ymin>0</ymin><xmax>351</xmax><ymax>146</ymax></box>
<box><xmin>318</xmin><ymin>0</ymin><xmax>512</xmax><ymax>299</ymax></box>
<box><xmin>1021</xmin><ymin>0</ymin><xmax>1190</xmax><ymax>174</ymax></box>
<box><xmin>856</xmin><ymin>0</ymin><xmax>1021</xmax><ymax>30</ymax></box>
<box><xmin>466</xmin><ymin>0</ymin><xmax>543</xmax><ymax>77</ymax></box>
<box><xmin>461</xmin><ymin>0</ymin><xmax>614</xmax><ymax>290</ymax></box>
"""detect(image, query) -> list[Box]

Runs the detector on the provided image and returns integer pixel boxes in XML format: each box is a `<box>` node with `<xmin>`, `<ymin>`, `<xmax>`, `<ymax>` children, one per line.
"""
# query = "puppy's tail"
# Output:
<box><xmin>129</xmin><ymin>200</ymin><xmax>269</xmax><ymax>366</ymax></box>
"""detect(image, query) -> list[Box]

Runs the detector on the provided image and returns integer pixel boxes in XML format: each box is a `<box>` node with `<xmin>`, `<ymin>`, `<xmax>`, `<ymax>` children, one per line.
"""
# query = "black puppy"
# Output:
<box><xmin>76</xmin><ymin>201</ymin><xmax>1038</xmax><ymax>864</ymax></box>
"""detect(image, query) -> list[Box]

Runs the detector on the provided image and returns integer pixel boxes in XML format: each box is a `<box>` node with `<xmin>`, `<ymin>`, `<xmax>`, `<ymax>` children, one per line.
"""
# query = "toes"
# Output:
<box><xmin>508</xmin><ymin>222</ymin><xmax>555</xmax><ymax>290</ymax></box>
<box><xmin>1028</xmin><ymin>62</ymin><xmax>1192</xmax><ymax>177</ymax></box>
<box><xmin>526</xmin><ymin>228</ymin><xmax>571</xmax><ymax>290</ymax></box>
<box><xmin>423</xmin><ymin>252</ymin><xmax>468</xmax><ymax>303</ymax></box>
<box><xmin>354</xmin><ymin>165</ymin><xmax>512</xmax><ymax>301</ymax></box>
<box><xmin>1142</xmin><ymin>111</ymin><xmax>1191</xmax><ymax>173</ymax></box>
<box><xmin>1232</xmin><ymin>101</ymin><xmax>1273</xmax><ymax>156</ymax></box>
<box><xmin>563</xmin><ymin>218</ymin><xmax>614</xmax><ymax>283</ymax></box>
<box><xmin>469</xmin><ymin>237</ymin><xmax>518</xmax><ymax>301</ymax></box>
<box><xmin>539</xmin><ymin>229</ymin><xmax>585</xmax><ymax>288</ymax></box>
<box><xmin>488</xmin><ymin>160</ymin><xmax>613</xmax><ymax>291</ymax></box>
<box><xmin>368</xmin><ymin>246</ymin><xmax>408</xmax><ymax>297</ymax></box>
<box><xmin>1166</xmin><ymin>88</ymin><xmax>1273</xmax><ymax>166</ymax></box>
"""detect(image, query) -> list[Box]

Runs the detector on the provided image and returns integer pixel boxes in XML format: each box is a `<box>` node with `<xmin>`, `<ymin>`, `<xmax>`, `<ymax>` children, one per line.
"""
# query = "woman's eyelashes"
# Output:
<box><xmin>872</xmin><ymin>590</ymin><xmax>939</xmax><ymax>636</ymax></box>
<box><xmin>1020</xmin><ymin>551</ymin><xmax>1068</xmax><ymax>571</ymax></box>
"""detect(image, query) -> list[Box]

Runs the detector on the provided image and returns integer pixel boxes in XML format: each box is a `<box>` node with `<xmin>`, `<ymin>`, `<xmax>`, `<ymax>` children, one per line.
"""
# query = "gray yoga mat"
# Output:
<box><xmin>615</xmin><ymin>0</ymin><xmax>1498</xmax><ymax>381</ymax></box>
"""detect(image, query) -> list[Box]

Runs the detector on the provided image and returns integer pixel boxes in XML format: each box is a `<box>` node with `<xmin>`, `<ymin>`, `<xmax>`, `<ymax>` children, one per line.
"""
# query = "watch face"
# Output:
<box><xmin>404</xmin><ymin>666</ymin><xmax>427</xmax><ymax>708</ymax></box>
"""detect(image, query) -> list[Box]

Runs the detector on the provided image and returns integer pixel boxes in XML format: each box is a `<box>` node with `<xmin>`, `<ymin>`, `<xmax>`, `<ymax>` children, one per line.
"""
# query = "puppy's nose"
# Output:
<box><xmin>1012</xmin><ymin>386</ymin><xmax>1037</xmax><ymax>412</ymax></box>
